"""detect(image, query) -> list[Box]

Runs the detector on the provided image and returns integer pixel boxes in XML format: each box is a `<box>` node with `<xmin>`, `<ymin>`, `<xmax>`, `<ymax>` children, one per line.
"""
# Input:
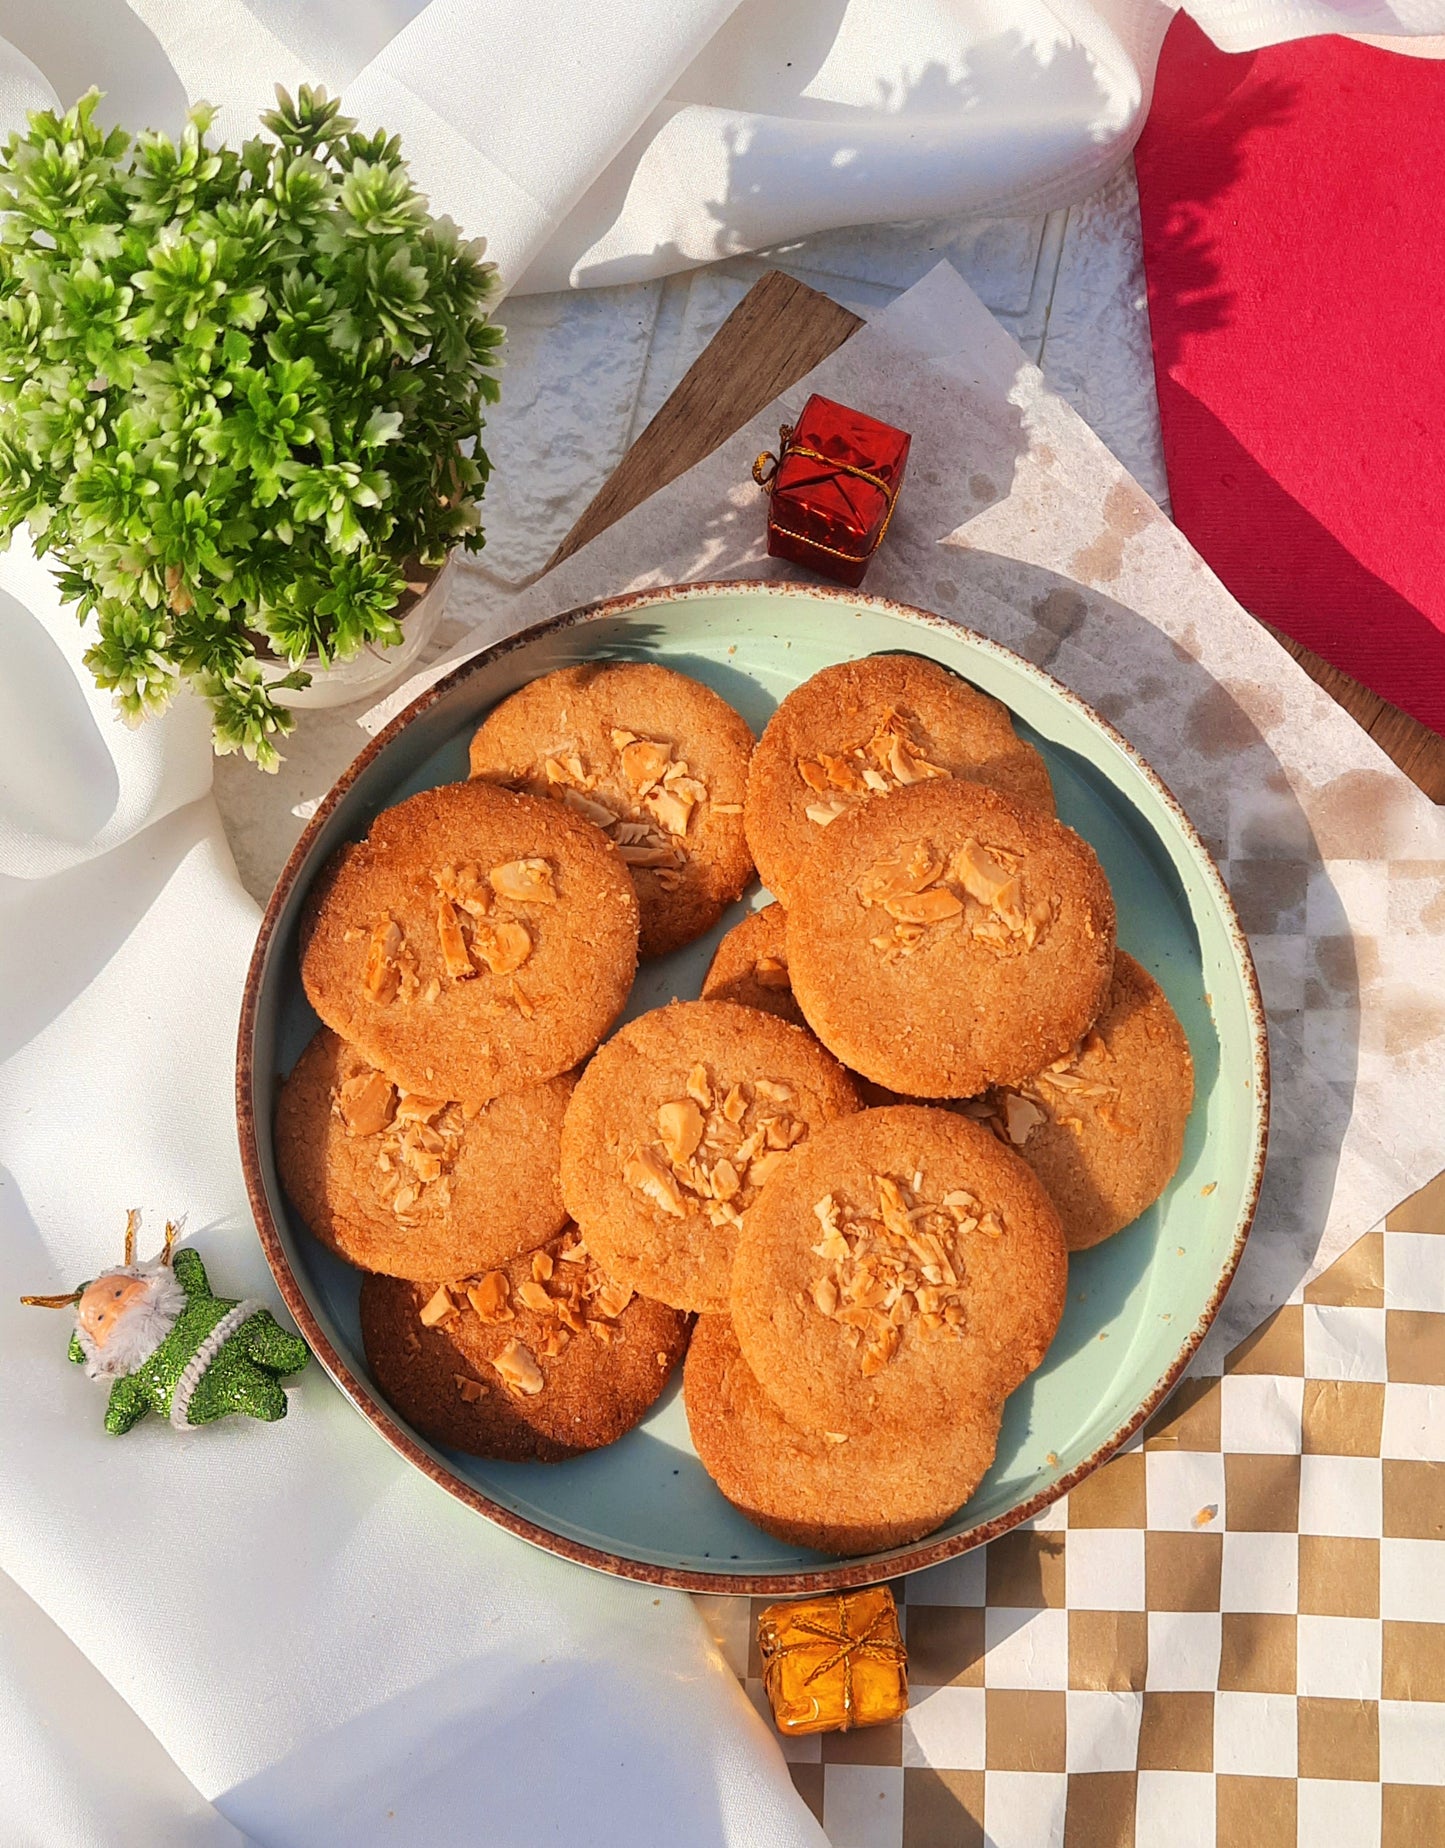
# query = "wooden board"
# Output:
<box><xmin>555</xmin><ymin>269</ymin><xmax>1445</xmax><ymax>803</ymax></box>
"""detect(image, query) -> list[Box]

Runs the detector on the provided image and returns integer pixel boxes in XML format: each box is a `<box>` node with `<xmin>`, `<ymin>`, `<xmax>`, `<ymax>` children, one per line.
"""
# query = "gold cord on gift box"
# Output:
<box><xmin>759</xmin><ymin>1590</ymin><xmax>908</xmax><ymax>1732</ymax></box>
<box><xmin>752</xmin><ymin>424</ymin><xmax>900</xmax><ymax>562</ymax></box>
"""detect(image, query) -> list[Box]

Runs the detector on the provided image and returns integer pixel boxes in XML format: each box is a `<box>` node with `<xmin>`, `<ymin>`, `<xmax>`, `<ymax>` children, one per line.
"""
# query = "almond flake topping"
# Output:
<box><xmin>870</xmin><ymin>923</ymin><xmax>927</xmax><ymax>957</ymax></box>
<box><xmin>418</xmin><ymin>1284</ymin><xmax>455</xmax><ymax>1327</ymax></box>
<box><xmin>619</xmin><ymin>737</ymin><xmax>672</xmax><ymax>795</ymax></box>
<box><xmin>808</xmin><ymin>1175</ymin><xmax>1002</xmax><ymax>1374</ymax></box>
<box><xmin>489</xmin><ymin>858</ymin><xmax>557</xmax><ymax>905</ymax></box>
<box><xmin>543</xmin><ymin>751</ymin><xmax>589</xmax><ymax>787</ymax></box>
<box><xmin>747</xmin><ymin>1149</ymin><xmax>787</xmax><ymax>1188</ymax></box>
<box><xmin>645</xmin><ymin>784</ymin><xmax>694</xmax><ymax>837</ymax></box>
<box><xmin>455</xmin><ymin>1376</ymin><xmax>484</xmax><ymax>1403</ymax></box>
<box><xmin>337</xmin><ymin>1069</ymin><xmax>397</xmax><ymax>1138</ymax></box>
<box><xmin>626</xmin><ymin>1070</ymin><xmax>810</xmax><ymax>1223</ymax></box>
<box><xmin>805</xmin><ymin>799</ymin><xmax>848</xmax><ymax>827</ymax></box>
<box><xmin>797</xmin><ymin>708</ymin><xmax>950</xmax><ymax>826</ymax></box>
<box><xmin>363</xmin><ymin>917</ymin><xmax>408</xmax><ymax>1002</ymax></box>
<box><xmin>420</xmin><ymin>865</ymin><xmax>540</xmax><ymax>988</ymax></box>
<box><xmin>366</xmin><ymin>1090</ymin><xmax>466</xmax><ymax>1219</ymax></box>
<box><xmin>592</xmin><ymin>1276</ymin><xmax>634</xmax><ymax>1320</ymax></box>
<box><xmin>436</xmin><ymin>894</ymin><xmax>474</xmax><ymax>980</ymax></box>
<box><xmin>1002</xmin><ymin>1093</ymin><xmax>1048</xmax><ymax>1145</ymax></box>
<box><xmin>562</xmin><ymin>788</ymin><xmax>621</xmax><ymax>828</ymax></box>
<box><xmin>624</xmin><ymin>1147</ymin><xmax>688</xmax><ymax>1217</ymax></box>
<box><xmin>857</xmin><ymin>835</ymin><xmax>1056</xmax><ymax>959</ymax></box>
<box><xmin>467</xmin><ymin>1272</ymin><xmax>513</xmax><ymax>1323</ymax></box>
<box><xmin>492</xmin><ymin>1338</ymin><xmax>544</xmax><ymax>1397</ymax></box>
<box><xmin>532</xmin><ymin>733</ymin><xmax>708</xmax><ymax>872</ymax></box>
<box><xmin>711</xmin><ymin>1157</ymin><xmax>742</xmax><ymax>1200</ymax></box>
<box><xmin>657</xmin><ymin>1099</ymin><xmax>705</xmax><ymax>1165</ymax></box>
<box><xmin>435</xmin><ymin>862</ymin><xmax>491</xmax><ymax>917</ymax></box>
<box><xmin>950</xmin><ymin>839</ymin><xmax>1020</xmax><ymax>909</ymax></box>
<box><xmin>617</xmin><ymin>842</ymin><xmax>684</xmax><ymax>868</ymax></box>
<box><xmin>461</xmin><ymin>1233</ymin><xmax>638</xmax><ymax>1364</ymax></box>
<box><xmin>473</xmin><ymin>919</ymin><xmax>532</xmax><ymax>976</ymax></box>
<box><xmin>857</xmin><ymin>843</ymin><xmax>944</xmax><ymax>906</ymax></box>
<box><xmin>975</xmin><ymin>1025</ymin><xmax>1128</xmax><ymax>1143</ymax></box>
<box><xmin>883</xmin><ymin>887</ymin><xmax>964</xmax><ymax>925</ymax></box>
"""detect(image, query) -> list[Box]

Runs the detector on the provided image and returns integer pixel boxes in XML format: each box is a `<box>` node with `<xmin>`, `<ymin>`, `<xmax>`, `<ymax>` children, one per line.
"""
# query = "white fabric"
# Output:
<box><xmin>0</xmin><ymin>0</ymin><xmax>1442</xmax><ymax>295</ymax></box>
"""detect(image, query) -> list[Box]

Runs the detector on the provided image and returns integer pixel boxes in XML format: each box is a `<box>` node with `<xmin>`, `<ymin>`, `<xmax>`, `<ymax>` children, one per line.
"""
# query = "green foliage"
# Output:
<box><xmin>0</xmin><ymin>86</ymin><xmax>502</xmax><ymax>767</ymax></box>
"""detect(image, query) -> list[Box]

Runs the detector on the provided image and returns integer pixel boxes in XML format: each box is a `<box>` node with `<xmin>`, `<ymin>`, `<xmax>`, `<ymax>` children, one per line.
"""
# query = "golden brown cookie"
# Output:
<box><xmin>745</xmin><ymin>654</ymin><xmax>1054</xmax><ymax>907</ymax></box>
<box><xmin>468</xmin><ymin>662</ymin><xmax>755</xmax><ymax>957</ymax></box>
<box><xmin>559</xmin><ymin>999</ymin><xmax>860</xmax><ymax>1314</ymax></box>
<box><xmin>684</xmin><ymin>1315</ymin><xmax>1001</xmax><ymax>1555</ymax></box>
<box><xmin>966</xmin><ymin>951</ymin><xmax>1194</xmax><ymax>1250</ymax></box>
<box><xmin>275</xmin><ymin>1029</ymin><xmax>574</xmax><ymax>1280</ymax></box>
<box><xmin>786</xmin><ymin>778</ymin><xmax>1115</xmax><ymax>1098</ymax></box>
<box><xmin>359</xmin><ymin>1228</ymin><xmax>690</xmax><ymax>1461</ymax></box>
<box><xmin>300</xmin><ymin>780</ymin><xmax>638</xmax><ymax>1109</ymax></box>
<box><xmin>699</xmin><ymin>903</ymin><xmax>804</xmax><ymax>1028</ymax></box>
<box><xmin>730</xmin><ymin>1105</ymin><xmax>1066</xmax><ymax>1441</ymax></box>
<box><xmin>700</xmin><ymin>902</ymin><xmax>905</xmax><ymax>1108</ymax></box>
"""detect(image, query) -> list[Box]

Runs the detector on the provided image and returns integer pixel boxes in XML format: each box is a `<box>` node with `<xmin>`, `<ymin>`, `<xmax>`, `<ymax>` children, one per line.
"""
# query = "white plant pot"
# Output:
<box><xmin>263</xmin><ymin>555</ymin><xmax>455</xmax><ymax>711</ymax></box>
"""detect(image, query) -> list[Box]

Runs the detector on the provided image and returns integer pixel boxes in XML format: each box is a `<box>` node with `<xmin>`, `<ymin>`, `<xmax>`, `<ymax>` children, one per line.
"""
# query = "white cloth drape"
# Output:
<box><xmin>0</xmin><ymin>0</ymin><xmax>1441</xmax><ymax>296</ymax></box>
<box><xmin>4</xmin><ymin>4</ymin><xmax>1444</xmax><ymax>1844</ymax></box>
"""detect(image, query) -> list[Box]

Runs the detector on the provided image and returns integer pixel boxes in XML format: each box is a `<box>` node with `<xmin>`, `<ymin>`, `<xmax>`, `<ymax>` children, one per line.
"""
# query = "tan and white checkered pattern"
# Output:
<box><xmin>698</xmin><ymin>1172</ymin><xmax>1445</xmax><ymax>1848</ymax></box>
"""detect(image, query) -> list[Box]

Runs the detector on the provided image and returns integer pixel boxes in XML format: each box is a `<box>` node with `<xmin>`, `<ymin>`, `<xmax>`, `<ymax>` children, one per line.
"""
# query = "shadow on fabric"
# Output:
<box><xmin>564</xmin><ymin>28</ymin><xmax>1128</xmax><ymax>287</ymax></box>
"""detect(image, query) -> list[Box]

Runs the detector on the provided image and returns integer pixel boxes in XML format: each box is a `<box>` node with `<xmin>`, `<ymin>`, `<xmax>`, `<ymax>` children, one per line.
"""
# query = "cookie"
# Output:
<box><xmin>786</xmin><ymin>778</ymin><xmax>1116</xmax><ymax>1097</ymax></box>
<box><xmin>730</xmin><ymin>1104</ymin><xmax>1066</xmax><ymax>1440</ymax></box>
<box><xmin>684</xmin><ymin>1315</ymin><xmax>1002</xmax><ymax>1555</ymax></box>
<box><xmin>275</xmin><ymin>1028</ymin><xmax>574</xmax><ymax>1280</ymax></box>
<box><xmin>300</xmin><ymin>779</ymin><xmax>638</xmax><ymax>1108</ymax></box>
<box><xmin>699</xmin><ymin>903</ymin><xmax>804</xmax><ymax>1028</ymax></box>
<box><xmin>359</xmin><ymin>1228</ymin><xmax>690</xmax><ymax>1461</ymax></box>
<box><xmin>745</xmin><ymin>654</ymin><xmax>1054</xmax><ymax>907</ymax></box>
<box><xmin>967</xmin><ymin>951</ymin><xmax>1194</xmax><ymax>1250</ymax></box>
<box><xmin>701</xmin><ymin>903</ymin><xmax>906</xmax><ymax>1107</ymax></box>
<box><xmin>468</xmin><ymin>662</ymin><xmax>755</xmax><ymax>957</ymax></box>
<box><xmin>559</xmin><ymin>999</ymin><xmax>860</xmax><ymax>1314</ymax></box>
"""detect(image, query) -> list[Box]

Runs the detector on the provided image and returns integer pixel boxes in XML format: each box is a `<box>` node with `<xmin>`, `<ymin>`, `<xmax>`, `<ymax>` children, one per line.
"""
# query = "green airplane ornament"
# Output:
<box><xmin>22</xmin><ymin>1210</ymin><xmax>310</xmax><ymax>1433</ymax></box>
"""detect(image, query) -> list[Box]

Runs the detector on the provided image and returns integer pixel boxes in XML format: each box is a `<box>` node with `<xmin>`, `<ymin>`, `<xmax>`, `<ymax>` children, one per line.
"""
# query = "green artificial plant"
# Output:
<box><xmin>0</xmin><ymin>86</ymin><xmax>501</xmax><ymax>768</ymax></box>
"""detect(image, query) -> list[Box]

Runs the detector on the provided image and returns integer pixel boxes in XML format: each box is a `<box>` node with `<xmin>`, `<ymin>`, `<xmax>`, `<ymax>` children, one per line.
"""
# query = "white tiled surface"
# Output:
<box><xmin>215</xmin><ymin>162</ymin><xmax>1166</xmax><ymax>901</ymax></box>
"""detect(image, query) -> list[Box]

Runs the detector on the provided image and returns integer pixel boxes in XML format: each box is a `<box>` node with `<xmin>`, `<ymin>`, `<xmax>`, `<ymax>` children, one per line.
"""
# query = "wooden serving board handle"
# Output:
<box><xmin>552</xmin><ymin>269</ymin><xmax>1445</xmax><ymax>802</ymax></box>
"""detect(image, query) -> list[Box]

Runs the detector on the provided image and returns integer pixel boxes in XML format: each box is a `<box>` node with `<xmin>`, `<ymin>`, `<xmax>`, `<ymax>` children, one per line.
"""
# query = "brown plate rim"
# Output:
<box><xmin>237</xmin><ymin>577</ymin><xmax>1270</xmax><ymax>1596</ymax></box>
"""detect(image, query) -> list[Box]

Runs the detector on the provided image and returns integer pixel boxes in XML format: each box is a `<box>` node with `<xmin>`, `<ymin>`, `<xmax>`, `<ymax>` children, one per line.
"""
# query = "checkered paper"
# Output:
<box><xmin>697</xmin><ymin>1173</ymin><xmax>1445</xmax><ymax>1848</ymax></box>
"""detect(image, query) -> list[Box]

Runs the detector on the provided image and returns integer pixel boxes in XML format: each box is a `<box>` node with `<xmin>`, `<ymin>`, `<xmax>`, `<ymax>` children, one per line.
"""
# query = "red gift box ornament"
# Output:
<box><xmin>752</xmin><ymin>393</ymin><xmax>910</xmax><ymax>587</ymax></box>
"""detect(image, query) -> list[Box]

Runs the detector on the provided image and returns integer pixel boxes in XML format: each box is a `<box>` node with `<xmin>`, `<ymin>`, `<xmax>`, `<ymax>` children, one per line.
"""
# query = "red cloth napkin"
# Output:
<box><xmin>1134</xmin><ymin>19</ymin><xmax>1445</xmax><ymax>736</ymax></box>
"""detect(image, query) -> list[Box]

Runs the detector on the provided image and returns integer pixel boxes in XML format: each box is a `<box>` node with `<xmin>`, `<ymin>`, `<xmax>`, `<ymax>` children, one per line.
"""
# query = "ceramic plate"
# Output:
<box><xmin>238</xmin><ymin>582</ymin><xmax>1268</xmax><ymax>1593</ymax></box>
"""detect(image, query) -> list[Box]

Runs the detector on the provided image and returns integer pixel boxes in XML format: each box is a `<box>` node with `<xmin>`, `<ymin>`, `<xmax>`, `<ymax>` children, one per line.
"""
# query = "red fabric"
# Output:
<box><xmin>1134</xmin><ymin>18</ymin><xmax>1445</xmax><ymax>735</ymax></box>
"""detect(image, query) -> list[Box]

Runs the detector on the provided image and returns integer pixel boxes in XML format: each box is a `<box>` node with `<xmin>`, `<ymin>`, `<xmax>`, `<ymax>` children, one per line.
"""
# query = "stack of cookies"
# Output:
<box><xmin>277</xmin><ymin>651</ymin><xmax>1194</xmax><ymax>1555</ymax></box>
<box><xmin>280</xmin><ymin>663</ymin><xmax>757</xmax><ymax>1461</ymax></box>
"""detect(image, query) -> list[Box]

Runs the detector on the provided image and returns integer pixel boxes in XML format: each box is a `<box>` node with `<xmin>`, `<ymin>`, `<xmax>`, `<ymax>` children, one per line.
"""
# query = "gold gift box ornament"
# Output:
<box><xmin>757</xmin><ymin>1587</ymin><xmax>908</xmax><ymax>1735</ymax></box>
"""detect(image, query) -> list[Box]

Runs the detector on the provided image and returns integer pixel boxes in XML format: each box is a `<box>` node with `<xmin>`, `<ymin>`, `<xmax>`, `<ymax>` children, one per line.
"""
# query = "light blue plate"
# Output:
<box><xmin>239</xmin><ymin>582</ymin><xmax>1268</xmax><ymax>1591</ymax></box>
